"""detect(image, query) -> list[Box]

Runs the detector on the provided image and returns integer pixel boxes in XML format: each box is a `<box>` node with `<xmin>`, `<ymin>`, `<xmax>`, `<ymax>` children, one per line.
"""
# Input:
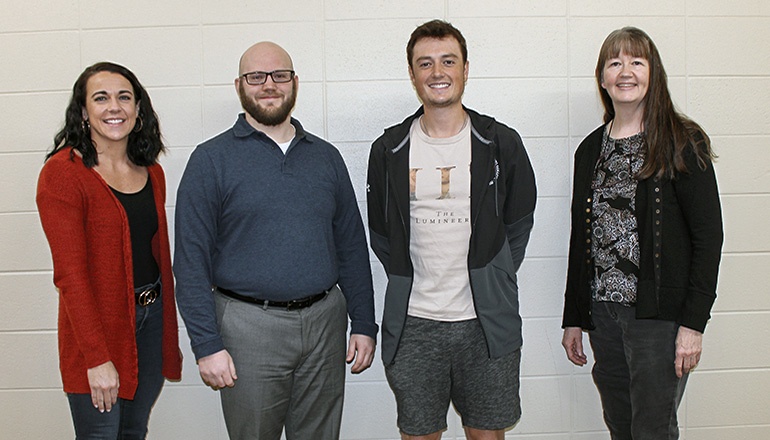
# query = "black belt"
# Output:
<box><xmin>217</xmin><ymin>287</ymin><xmax>329</xmax><ymax>310</ymax></box>
<box><xmin>135</xmin><ymin>278</ymin><xmax>161</xmax><ymax>307</ymax></box>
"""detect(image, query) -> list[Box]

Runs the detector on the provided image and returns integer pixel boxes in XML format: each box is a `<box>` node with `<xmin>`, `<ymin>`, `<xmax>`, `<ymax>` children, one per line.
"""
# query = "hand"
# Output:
<box><xmin>87</xmin><ymin>361</ymin><xmax>119</xmax><ymax>413</ymax></box>
<box><xmin>346</xmin><ymin>334</ymin><xmax>375</xmax><ymax>374</ymax></box>
<box><xmin>674</xmin><ymin>326</ymin><xmax>703</xmax><ymax>378</ymax></box>
<box><xmin>198</xmin><ymin>349</ymin><xmax>237</xmax><ymax>390</ymax></box>
<box><xmin>562</xmin><ymin>327</ymin><xmax>588</xmax><ymax>366</ymax></box>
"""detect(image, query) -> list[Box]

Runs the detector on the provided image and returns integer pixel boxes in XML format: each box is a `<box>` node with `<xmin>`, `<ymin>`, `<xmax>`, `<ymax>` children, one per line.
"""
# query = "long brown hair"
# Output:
<box><xmin>48</xmin><ymin>62</ymin><xmax>165</xmax><ymax>167</ymax></box>
<box><xmin>596</xmin><ymin>27</ymin><xmax>715</xmax><ymax>180</ymax></box>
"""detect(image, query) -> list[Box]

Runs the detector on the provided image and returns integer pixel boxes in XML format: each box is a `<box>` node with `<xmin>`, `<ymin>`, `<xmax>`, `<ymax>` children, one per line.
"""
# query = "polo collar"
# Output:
<box><xmin>232</xmin><ymin>113</ymin><xmax>310</xmax><ymax>143</ymax></box>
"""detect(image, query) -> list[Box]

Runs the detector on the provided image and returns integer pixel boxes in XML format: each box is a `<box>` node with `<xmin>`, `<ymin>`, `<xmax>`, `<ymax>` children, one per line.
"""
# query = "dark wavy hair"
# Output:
<box><xmin>596</xmin><ymin>27</ymin><xmax>715</xmax><ymax>180</ymax></box>
<box><xmin>407</xmin><ymin>19</ymin><xmax>468</xmax><ymax>69</ymax></box>
<box><xmin>47</xmin><ymin>62</ymin><xmax>164</xmax><ymax>167</ymax></box>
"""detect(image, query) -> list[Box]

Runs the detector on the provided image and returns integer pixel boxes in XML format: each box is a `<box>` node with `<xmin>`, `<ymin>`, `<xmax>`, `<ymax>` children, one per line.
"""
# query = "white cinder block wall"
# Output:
<box><xmin>1</xmin><ymin>1</ymin><xmax>768</xmax><ymax>439</ymax></box>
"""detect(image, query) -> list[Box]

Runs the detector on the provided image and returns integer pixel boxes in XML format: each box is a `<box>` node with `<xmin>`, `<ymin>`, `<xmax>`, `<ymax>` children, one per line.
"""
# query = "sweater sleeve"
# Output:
<box><xmin>36</xmin><ymin>157</ymin><xmax>112</xmax><ymax>369</ymax></box>
<box><xmin>561</xmin><ymin>127</ymin><xmax>604</xmax><ymax>330</ymax></box>
<box><xmin>672</xmin><ymin>148</ymin><xmax>724</xmax><ymax>332</ymax></box>
<box><xmin>332</xmin><ymin>150</ymin><xmax>378</xmax><ymax>339</ymax></box>
<box><xmin>174</xmin><ymin>147</ymin><xmax>226</xmax><ymax>360</ymax></box>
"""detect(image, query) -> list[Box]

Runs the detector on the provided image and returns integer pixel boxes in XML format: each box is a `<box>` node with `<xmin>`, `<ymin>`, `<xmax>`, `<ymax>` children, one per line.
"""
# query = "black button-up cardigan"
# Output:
<box><xmin>562</xmin><ymin>125</ymin><xmax>723</xmax><ymax>333</ymax></box>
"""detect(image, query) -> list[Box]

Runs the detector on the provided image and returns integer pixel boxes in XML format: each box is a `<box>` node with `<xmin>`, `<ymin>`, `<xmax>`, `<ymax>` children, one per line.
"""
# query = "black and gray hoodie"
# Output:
<box><xmin>367</xmin><ymin>106</ymin><xmax>537</xmax><ymax>365</ymax></box>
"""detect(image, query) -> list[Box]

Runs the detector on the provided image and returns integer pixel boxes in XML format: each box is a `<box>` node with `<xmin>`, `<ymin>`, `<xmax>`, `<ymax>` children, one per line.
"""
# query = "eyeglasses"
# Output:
<box><xmin>240</xmin><ymin>70</ymin><xmax>295</xmax><ymax>85</ymax></box>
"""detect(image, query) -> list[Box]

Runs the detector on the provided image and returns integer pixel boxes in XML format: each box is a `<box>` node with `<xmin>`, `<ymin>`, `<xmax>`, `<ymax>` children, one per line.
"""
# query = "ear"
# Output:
<box><xmin>463</xmin><ymin>60</ymin><xmax>469</xmax><ymax>83</ymax></box>
<box><xmin>408</xmin><ymin>65</ymin><xmax>416</xmax><ymax>86</ymax></box>
<box><xmin>81</xmin><ymin>107</ymin><xmax>88</xmax><ymax>121</ymax></box>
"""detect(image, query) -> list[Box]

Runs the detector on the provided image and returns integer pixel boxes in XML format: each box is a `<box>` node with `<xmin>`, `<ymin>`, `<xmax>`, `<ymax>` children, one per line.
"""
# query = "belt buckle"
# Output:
<box><xmin>138</xmin><ymin>288</ymin><xmax>158</xmax><ymax>307</ymax></box>
<box><xmin>285</xmin><ymin>299</ymin><xmax>303</xmax><ymax>311</ymax></box>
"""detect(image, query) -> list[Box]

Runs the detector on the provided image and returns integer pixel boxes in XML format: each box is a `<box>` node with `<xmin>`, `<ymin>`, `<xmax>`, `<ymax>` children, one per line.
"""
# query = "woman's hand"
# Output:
<box><xmin>562</xmin><ymin>327</ymin><xmax>588</xmax><ymax>366</ymax></box>
<box><xmin>674</xmin><ymin>326</ymin><xmax>703</xmax><ymax>378</ymax></box>
<box><xmin>87</xmin><ymin>361</ymin><xmax>119</xmax><ymax>412</ymax></box>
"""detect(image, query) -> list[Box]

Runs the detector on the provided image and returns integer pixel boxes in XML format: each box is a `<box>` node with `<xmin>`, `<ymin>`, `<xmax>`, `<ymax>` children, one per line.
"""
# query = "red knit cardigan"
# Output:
<box><xmin>36</xmin><ymin>148</ymin><xmax>182</xmax><ymax>399</ymax></box>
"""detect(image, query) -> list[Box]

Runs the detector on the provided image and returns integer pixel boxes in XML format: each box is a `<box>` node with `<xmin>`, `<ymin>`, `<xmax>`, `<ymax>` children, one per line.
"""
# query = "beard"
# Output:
<box><xmin>238</xmin><ymin>80</ymin><xmax>297</xmax><ymax>126</ymax></box>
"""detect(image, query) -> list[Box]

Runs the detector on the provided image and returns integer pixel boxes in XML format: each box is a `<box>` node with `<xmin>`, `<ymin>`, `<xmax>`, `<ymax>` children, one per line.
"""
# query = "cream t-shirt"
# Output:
<box><xmin>407</xmin><ymin>115</ymin><xmax>476</xmax><ymax>321</ymax></box>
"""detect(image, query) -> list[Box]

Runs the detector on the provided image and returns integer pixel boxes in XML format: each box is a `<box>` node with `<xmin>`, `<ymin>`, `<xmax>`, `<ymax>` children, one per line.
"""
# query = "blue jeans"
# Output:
<box><xmin>67</xmin><ymin>290</ymin><xmax>165</xmax><ymax>439</ymax></box>
<box><xmin>589</xmin><ymin>301</ymin><xmax>688</xmax><ymax>440</ymax></box>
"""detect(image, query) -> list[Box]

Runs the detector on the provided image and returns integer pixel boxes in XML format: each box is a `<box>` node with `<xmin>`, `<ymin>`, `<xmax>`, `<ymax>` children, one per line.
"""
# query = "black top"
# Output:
<box><xmin>111</xmin><ymin>177</ymin><xmax>159</xmax><ymax>288</ymax></box>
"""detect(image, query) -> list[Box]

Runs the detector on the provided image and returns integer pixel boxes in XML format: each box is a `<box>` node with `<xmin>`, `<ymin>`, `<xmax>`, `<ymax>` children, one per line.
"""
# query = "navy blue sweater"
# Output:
<box><xmin>175</xmin><ymin>114</ymin><xmax>378</xmax><ymax>360</ymax></box>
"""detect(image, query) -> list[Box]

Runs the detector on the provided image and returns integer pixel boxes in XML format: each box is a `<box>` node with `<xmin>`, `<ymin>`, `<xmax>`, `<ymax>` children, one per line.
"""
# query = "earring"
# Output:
<box><xmin>133</xmin><ymin>116</ymin><xmax>144</xmax><ymax>133</ymax></box>
<box><xmin>81</xmin><ymin>119</ymin><xmax>90</xmax><ymax>133</ymax></box>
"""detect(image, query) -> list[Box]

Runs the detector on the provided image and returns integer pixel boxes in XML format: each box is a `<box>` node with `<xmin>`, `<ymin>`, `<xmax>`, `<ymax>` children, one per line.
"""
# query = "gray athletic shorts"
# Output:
<box><xmin>384</xmin><ymin>316</ymin><xmax>522</xmax><ymax>436</ymax></box>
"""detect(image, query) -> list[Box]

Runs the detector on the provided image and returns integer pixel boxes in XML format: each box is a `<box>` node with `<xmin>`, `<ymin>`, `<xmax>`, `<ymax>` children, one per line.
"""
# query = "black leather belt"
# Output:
<box><xmin>217</xmin><ymin>287</ymin><xmax>328</xmax><ymax>310</ymax></box>
<box><xmin>135</xmin><ymin>278</ymin><xmax>161</xmax><ymax>307</ymax></box>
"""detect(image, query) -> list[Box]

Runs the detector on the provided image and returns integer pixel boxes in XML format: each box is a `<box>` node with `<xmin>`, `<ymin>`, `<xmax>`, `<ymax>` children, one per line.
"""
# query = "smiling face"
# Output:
<box><xmin>236</xmin><ymin>42</ymin><xmax>298</xmax><ymax>127</ymax></box>
<box><xmin>600</xmin><ymin>51</ymin><xmax>650</xmax><ymax>112</ymax></box>
<box><xmin>409</xmin><ymin>36</ymin><xmax>468</xmax><ymax>110</ymax></box>
<box><xmin>82</xmin><ymin>71</ymin><xmax>138</xmax><ymax>149</ymax></box>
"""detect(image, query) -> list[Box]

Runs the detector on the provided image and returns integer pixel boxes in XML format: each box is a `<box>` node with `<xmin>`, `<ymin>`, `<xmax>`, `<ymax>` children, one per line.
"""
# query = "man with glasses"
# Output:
<box><xmin>175</xmin><ymin>41</ymin><xmax>377</xmax><ymax>439</ymax></box>
<box><xmin>367</xmin><ymin>20</ymin><xmax>536</xmax><ymax>439</ymax></box>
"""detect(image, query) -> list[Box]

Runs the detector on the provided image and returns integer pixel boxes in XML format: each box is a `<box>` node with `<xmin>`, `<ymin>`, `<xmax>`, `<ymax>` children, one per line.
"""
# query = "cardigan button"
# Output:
<box><xmin>656</xmin><ymin>198</ymin><xmax>661</xmax><ymax>203</ymax></box>
<box><xmin>587</xmin><ymin>198</ymin><xmax>592</xmax><ymax>203</ymax></box>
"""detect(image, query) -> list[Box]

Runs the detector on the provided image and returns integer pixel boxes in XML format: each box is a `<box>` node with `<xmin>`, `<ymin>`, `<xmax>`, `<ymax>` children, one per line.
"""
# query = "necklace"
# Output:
<box><xmin>607</xmin><ymin>119</ymin><xmax>643</xmax><ymax>139</ymax></box>
<box><xmin>419</xmin><ymin>114</ymin><xmax>468</xmax><ymax>137</ymax></box>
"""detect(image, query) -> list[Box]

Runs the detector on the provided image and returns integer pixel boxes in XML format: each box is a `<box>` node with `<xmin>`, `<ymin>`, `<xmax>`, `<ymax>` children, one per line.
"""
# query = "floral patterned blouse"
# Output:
<box><xmin>590</xmin><ymin>128</ymin><xmax>646</xmax><ymax>305</ymax></box>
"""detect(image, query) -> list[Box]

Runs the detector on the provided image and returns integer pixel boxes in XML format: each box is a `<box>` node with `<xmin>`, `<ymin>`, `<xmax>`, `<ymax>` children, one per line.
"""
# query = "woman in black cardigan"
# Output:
<box><xmin>561</xmin><ymin>27</ymin><xmax>723</xmax><ymax>440</ymax></box>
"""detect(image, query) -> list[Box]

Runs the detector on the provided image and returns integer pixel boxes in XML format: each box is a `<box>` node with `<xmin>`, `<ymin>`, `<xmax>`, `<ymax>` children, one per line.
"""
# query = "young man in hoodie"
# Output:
<box><xmin>367</xmin><ymin>20</ymin><xmax>537</xmax><ymax>440</ymax></box>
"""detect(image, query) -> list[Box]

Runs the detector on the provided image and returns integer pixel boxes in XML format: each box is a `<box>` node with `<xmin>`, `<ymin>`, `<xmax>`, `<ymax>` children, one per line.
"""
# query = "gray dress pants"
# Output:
<box><xmin>215</xmin><ymin>287</ymin><xmax>347</xmax><ymax>440</ymax></box>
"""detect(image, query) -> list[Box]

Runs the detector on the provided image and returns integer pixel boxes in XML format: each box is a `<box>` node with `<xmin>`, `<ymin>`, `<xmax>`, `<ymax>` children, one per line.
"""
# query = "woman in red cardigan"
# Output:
<box><xmin>36</xmin><ymin>62</ymin><xmax>182</xmax><ymax>439</ymax></box>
